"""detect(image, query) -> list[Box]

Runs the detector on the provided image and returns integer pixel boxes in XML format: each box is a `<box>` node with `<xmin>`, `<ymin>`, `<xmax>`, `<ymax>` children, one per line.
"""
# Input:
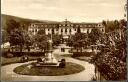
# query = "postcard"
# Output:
<box><xmin>1</xmin><ymin>0</ymin><xmax>127</xmax><ymax>81</ymax></box>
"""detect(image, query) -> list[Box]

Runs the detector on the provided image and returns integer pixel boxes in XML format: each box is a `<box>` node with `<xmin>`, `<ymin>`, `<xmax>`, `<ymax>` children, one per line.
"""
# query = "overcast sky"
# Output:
<box><xmin>1</xmin><ymin>0</ymin><xmax>126</xmax><ymax>22</ymax></box>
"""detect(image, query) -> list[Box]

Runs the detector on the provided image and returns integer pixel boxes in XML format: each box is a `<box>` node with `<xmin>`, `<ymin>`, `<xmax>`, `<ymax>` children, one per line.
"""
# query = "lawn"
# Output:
<box><xmin>13</xmin><ymin>62</ymin><xmax>85</xmax><ymax>76</ymax></box>
<box><xmin>1</xmin><ymin>56</ymin><xmax>44</xmax><ymax>66</ymax></box>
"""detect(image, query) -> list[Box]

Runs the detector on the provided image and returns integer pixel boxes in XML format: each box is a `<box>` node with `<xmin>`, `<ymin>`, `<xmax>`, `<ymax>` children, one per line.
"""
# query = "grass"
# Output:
<box><xmin>13</xmin><ymin>62</ymin><xmax>85</xmax><ymax>76</ymax></box>
<box><xmin>1</xmin><ymin>56</ymin><xmax>44</xmax><ymax>66</ymax></box>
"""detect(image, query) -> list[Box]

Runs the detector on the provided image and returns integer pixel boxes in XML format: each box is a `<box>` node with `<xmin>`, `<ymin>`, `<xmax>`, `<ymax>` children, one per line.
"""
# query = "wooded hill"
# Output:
<box><xmin>1</xmin><ymin>14</ymin><xmax>59</xmax><ymax>30</ymax></box>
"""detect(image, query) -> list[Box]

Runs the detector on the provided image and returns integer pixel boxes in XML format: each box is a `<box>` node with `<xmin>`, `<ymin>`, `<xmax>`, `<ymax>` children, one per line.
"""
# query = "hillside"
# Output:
<box><xmin>1</xmin><ymin>14</ymin><xmax>59</xmax><ymax>30</ymax></box>
<box><xmin>1</xmin><ymin>14</ymin><xmax>59</xmax><ymax>43</ymax></box>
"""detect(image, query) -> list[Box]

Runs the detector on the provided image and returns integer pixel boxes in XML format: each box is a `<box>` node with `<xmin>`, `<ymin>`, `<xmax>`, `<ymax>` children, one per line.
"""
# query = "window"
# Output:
<box><xmin>52</xmin><ymin>29</ymin><xmax>54</xmax><ymax>34</ymax></box>
<box><xmin>30</xmin><ymin>29</ymin><xmax>32</xmax><ymax>31</ymax></box>
<box><xmin>61</xmin><ymin>29</ymin><xmax>63</xmax><ymax>32</ymax></box>
<box><xmin>48</xmin><ymin>29</ymin><xmax>50</xmax><ymax>31</ymax></box>
<box><xmin>65</xmin><ymin>28</ymin><xmax>67</xmax><ymax>33</ymax></box>
<box><xmin>87</xmin><ymin>29</ymin><xmax>89</xmax><ymax>33</ymax></box>
<box><xmin>56</xmin><ymin>28</ymin><xmax>58</xmax><ymax>31</ymax></box>
<box><xmin>32</xmin><ymin>29</ymin><xmax>34</xmax><ymax>32</ymax></box>
<box><xmin>102</xmin><ymin>29</ymin><xmax>104</xmax><ymax>32</ymax></box>
<box><xmin>69</xmin><ymin>29</ymin><xmax>72</xmax><ymax>33</ymax></box>
<box><xmin>35</xmin><ymin>29</ymin><xmax>37</xmax><ymax>32</ymax></box>
<box><xmin>75</xmin><ymin>28</ymin><xmax>77</xmax><ymax>31</ymax></box>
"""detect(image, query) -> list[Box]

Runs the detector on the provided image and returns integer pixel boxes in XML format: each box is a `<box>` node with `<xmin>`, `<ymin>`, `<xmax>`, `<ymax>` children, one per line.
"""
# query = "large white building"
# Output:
<box><xmin>28</xmin><ymin>19</ymin><xmax>105</xmax><ymax>37</ymax></box>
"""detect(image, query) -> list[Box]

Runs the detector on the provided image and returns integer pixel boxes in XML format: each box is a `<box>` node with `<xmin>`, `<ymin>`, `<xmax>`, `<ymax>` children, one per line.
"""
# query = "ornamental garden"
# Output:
<box><xmin>1</xmin><ymin>18</ymin><xmax>127</xmax><ymax>80</ymax></box>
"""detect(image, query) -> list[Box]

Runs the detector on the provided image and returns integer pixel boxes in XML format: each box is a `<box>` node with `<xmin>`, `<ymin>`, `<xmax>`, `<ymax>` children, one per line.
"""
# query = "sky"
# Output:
<box><xmin>1</xmin><ymin>0</ymin><xmax>126</xmax><ymax>23</ymax></box>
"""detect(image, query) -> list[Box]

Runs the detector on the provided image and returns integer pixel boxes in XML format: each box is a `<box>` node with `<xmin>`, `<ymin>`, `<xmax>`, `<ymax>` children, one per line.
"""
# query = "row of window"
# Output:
<box><xmin>29</xmin><ymin>28</ymin><xmax>104</xmax><ymax>34</ymax></box>
<box><xmin>29</xmin><ymin>28</ymin><xmax>93</xmax><ymax>32</ymax></box>
<box><xmin>59</xmin><ymin>24</ymin><xmax>73</xmax><ymax>27</ymax></box>
<box><xmin>31</xmin><ymin>24</ymin><xmax>58</xmax><ymax>28</ymax></box>
<box><xmin>74</xmin><ymin>24</ymin><xmax>101</xmax><ymax>27</ymax></box>
<box><xmin>47</xmin><ymin>28</ymin><xmax>93</xmax><ymax>31</ymax></box>
<box><xmin>48</xmin><ymin>29</ymin><xmax>91</xmax><ymax>34</ymax></box>
<box><xmin>47</xmin><ymin>28</ymin><xmax>76</xmax><ymax>32</ymax></box>
<box><xmin>31</xmin><ymin>24</ymin><xmax>102</xmax><ymax>28</ymax></box>
<box><xmin>29</xmin><ymin>29</ymin><xmax>38</xmax><ymax>32</ymax></box>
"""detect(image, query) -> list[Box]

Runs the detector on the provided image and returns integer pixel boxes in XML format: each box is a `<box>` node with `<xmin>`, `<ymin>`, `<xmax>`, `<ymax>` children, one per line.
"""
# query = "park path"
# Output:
<box><xmin>1</xmin><ymin>44</ymin><xmax>95</xmax><ymax>81</ymax></box>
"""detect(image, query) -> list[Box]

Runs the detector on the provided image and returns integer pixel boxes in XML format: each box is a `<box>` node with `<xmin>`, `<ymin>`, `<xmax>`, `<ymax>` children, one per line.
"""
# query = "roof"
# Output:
<box><xmin>30</xmin><ymin>21</ymin><xmax>101</xmax><ymax>25</ymax></box>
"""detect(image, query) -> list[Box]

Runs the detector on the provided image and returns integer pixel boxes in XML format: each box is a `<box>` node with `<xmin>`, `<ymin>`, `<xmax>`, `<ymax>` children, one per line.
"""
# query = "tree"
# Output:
<box><xmin>102</xmin><ymin>20</ymin><xmax>107</xmax><ymax>27</ymax></box>
<box><xmin>23</xmin><ymin>30</ymin><xmax>32</xmax><ymax>52</ymax></box>
<box><xmin>77</xmin><ymin>27</ymin><xmax>81</xmax><ymax>33</ymax></box>
<box><xmin>70</xmin><ymin>32</ymin><xmax>88</xmax><ymax>52</ymax></box>
<box><xmin>37</xmin><ymin>29</ymin><xmax>45</xmax><ymax>35</ymax></box>
<box><xmin>88</xmin><ymin>28</ymin><xmax>103</xmax><ymax>45</ymax></box>
<box><xmin>34</xmin><ymin>34</ymin><xmax>48</xmax><ymax>52</ymax></box>
<box><xmin>119</xmin><ymin>19</ymin><xmax>127</xmax><ymax>28</ymax></box>
<box><xmin>52</xmin><ymin>34</ymin><xmax>62</xmax><ymax>46</ymax></box>
<box><xmin>2</xmin><ymin>30</ymin><xmax>9</xmax><ymax>44</ymax></box>
<box><xmin>6</xmin><ymin>19</ymin><xmax>20</xmax><ymax>34</ymax></box>
<box><xmin>102</xmin><ymin>20</ymin><xmax>122</xmax><ymax>33</ymax></box>
<box><xmin>73</xmin><ymin>42</ymin><xmax>79</xmax><ymax>52</ymax></box>
<box><xmin>9</xmin><ymin>28</ymin><xmax>25</xmax><ymax>52</ymax></box>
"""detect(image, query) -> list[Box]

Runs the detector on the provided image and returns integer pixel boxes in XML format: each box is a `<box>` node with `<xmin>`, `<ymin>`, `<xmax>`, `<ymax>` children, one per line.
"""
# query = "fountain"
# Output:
<box><xmin>35</xmin><ymin>34</ymin><xmax>65</xmax><ymax>67</ymax></box>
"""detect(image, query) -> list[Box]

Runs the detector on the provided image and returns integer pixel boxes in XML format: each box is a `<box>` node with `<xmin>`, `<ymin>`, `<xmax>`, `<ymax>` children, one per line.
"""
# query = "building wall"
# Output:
<box><xmin>28</xmin><ymin>21</ymin><xmax>105</xmax><ymax>36</ymax></box>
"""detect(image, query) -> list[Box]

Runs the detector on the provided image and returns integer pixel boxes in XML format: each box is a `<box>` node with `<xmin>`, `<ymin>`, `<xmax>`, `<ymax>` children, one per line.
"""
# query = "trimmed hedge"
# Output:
<box><xmin>2</xmin><ymin>51</ymin><xmax>45</xmax><ymax>57</ymax></box>
<box><xmin>72</xmin><ymin>52</ymin><xmax>94</xmax><ymax>57</ymax></box>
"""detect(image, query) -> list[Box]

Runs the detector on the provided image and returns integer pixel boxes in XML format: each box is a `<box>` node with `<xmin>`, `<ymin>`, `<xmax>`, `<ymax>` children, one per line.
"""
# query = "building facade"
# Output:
<box><xmin>28</xmin><ymin>19</ymin><xmax>105</xmax><ymax>37</ymax></box>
